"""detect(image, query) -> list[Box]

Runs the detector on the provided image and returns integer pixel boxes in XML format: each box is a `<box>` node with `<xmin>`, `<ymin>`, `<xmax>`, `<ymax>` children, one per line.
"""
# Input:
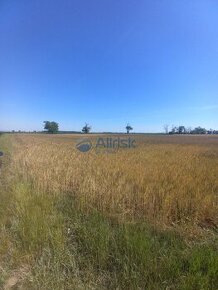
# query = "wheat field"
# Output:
<box><xmin>0</xmin><ymin>133</ymin><xmax>218</xmax><ymax>289</ymax></box>
<box><xmin>12</xmin><ymin>134</ymin><xmax>218</xmax><ymax>226</ymax></box>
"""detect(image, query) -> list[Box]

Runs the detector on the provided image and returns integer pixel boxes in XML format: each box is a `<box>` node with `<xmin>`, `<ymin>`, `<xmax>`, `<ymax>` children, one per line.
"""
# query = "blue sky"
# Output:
<box><xmin>0</xmin><ymin>0</ymin><xmax>218</xmax><ymax>132</ymax></box>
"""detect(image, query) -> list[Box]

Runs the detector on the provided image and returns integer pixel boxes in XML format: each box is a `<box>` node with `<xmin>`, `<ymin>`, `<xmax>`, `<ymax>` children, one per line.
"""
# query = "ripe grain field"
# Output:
<box><xmin>0</xmin><ymin>133</ymin><xmax>217</xmax><ymax>289</ymax></box>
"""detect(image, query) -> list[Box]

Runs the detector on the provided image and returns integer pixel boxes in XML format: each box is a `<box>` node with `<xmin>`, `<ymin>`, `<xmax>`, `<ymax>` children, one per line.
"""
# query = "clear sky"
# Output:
<box><xmin>0</xmin><ymin>0</ymin><xmax>218</xmax><ymax>132</ymax></box>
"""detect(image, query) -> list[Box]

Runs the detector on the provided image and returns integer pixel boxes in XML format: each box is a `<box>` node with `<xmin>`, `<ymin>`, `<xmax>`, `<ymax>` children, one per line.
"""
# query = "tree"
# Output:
<box><xmin>186</xmin><ymin>127</ymin><xmax>192</xmax><ymax>134</ymax></box>
<box><xmin>163</xmin><ymin>124</ymin><xmax>169</xmax><ymax>134</ymax></box>
<box><xmin>169</xmin><ymin>125</ymin><xmax>216</xmax><ymax>135</ymax></box>
<box><xmin>191</xmin><ymin>126</ymin><xmax>206</xmax><ymax>134</ymax></box>
<box><xmin>208</xmin><ymin>128</ymin><xmax>214</xmax><ymax>134</ymax></box>
<box><xmin>169</xmin><ymin>125</ymin><xmax>187</xmax><ymax>134</ymax></box>
<box><xmin>43</xmin><ymin>121</ymin><xmax>59</xmax><ymax>134</ymax></box>
<box><xmin>126</xmin><ymin>123</ymin><xmax>133</xmax><ymax>134</ymax></box>
<box><xmin>82</xmin><ymin>123</ymin><xmax>91</xmax><ymax>134</ymax></box>
<box><xmin>178</xmin><ymin>126</ymin><xmax>186</xmax><ymax>134</ymax></box>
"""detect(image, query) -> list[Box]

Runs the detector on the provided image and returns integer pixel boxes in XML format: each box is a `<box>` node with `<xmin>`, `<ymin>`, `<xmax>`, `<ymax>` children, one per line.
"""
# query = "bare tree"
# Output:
<box><xmin>163</xmin><ymin>124</ymin><xmax>169</xmax><ymax>134</ymax></box>
<box><xmin>186</xmin><ymin>127</ymin><xmax>192</xmax><ymax>134</ymax></box>
<box><xmin>82</xmin><ymin>123</ymin><xmax>91</xmax><ymax>134</ymax></box>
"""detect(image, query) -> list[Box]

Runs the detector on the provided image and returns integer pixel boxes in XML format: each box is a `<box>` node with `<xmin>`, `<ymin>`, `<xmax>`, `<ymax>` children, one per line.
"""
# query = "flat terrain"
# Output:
<box><xmin>0</xmin><ymin>134</ymin><xmax>217</xmax><ymax>289</ymax></box>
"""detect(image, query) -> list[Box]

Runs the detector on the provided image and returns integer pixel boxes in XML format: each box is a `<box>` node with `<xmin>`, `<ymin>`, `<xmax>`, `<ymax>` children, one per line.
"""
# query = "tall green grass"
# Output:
<box><xmin>59</xmin><ymin>194</ymin><xmax>218</xmax><ymax>290</ymax></box>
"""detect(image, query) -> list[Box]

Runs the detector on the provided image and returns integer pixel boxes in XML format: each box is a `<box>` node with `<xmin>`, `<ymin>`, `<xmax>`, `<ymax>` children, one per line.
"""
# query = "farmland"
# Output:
<box><xmin>0</xmin><ymin>133</ymin><xmax>218</xmax><ymax>289</ymax></box>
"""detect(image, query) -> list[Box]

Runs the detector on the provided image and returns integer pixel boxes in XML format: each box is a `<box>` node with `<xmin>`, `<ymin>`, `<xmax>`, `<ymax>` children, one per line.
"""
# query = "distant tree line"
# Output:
<box><xmin>6</xmin><ymin>122</ymin><xmax>218</xmax><ymax>135</ymax></box>
<box><xmin>165</xmin><ymin>125</ymin><xmax>218</xmax><ymax>135</ymax></box>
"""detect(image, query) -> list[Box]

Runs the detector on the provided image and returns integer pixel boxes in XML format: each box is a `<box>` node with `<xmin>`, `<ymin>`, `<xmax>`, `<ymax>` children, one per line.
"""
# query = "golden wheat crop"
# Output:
<box><xmin>11</xmin><ymin>134</ymin><xmax>218</xmax><ymax>228</ymax></box>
